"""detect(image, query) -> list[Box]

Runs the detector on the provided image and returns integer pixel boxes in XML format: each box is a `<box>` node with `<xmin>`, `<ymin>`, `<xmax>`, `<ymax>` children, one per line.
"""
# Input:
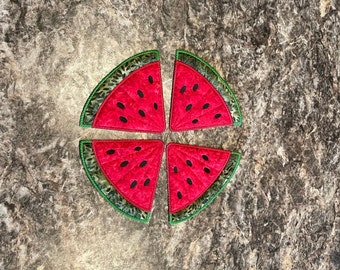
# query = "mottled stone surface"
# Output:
<box><xmin>0</xmin><ymin>0</ymin><xmax>339</xmax><ymax>269</ymax></box>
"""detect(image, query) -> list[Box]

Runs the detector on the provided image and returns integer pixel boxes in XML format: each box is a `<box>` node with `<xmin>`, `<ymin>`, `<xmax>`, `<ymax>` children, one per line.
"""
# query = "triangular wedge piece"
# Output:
<box><xmin>170</xmin><ymin>50</ymin><xmax>242</xmax><ymax>131</ymax></box>
<box><xmin>80</xmin><ymin>50</ymin><xmax>166</xmax><ymax>133</ymax></box>
<box><xmin>166</xmin><ymin>143</ymin><xmax>241</xmax><ymax>224</ymax></box>
<box><xmin>79</xmin><ymin>140</ymin><xmax>164</xmax><ymax>223</ymax></box>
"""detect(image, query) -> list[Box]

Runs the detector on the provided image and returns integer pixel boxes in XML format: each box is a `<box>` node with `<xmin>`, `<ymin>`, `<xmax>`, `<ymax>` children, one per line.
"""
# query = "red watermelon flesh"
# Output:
<box><xmin>167</xmin><ymin>143</ymin><xmax>231</xmax><ymax>213</ymax></box>
<box><xmin>93</xmin><ymin>62</ymin><xmax>166</xmax><ymax>133</ymax></box>
<box><xmin>92</xmin><ymin>140</ymin><xmax>164</xmax><ymax>211</ymax></box>
<box><xmin>170</xmin><ymin>61</ymin><xmax>233</xmax><ymax>131</ymax></box>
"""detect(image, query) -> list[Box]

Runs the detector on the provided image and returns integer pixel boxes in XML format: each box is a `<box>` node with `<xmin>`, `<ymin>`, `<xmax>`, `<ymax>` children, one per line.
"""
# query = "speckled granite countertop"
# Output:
<box><xmin>0</xmin><ymin>0</ymin><xmax>339</xmax><ymax>269</ymax></box>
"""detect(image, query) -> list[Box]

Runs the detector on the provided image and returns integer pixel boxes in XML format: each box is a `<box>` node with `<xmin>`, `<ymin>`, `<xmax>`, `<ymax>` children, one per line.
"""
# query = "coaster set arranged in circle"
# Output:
<box><xmin>79</xmin><ymin>50</ymin><xmax>242</xmax><ymax>224</ymax></box>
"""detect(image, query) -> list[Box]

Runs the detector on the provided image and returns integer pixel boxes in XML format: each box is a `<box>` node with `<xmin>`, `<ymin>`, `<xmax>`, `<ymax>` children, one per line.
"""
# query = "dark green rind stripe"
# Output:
<box><xmin>175</xmin><ymin>50</ymin><xmax>242</xmax><ymax>126</ymax></box>
<box><xmin>169</xmin><ymin>151</ymin><xmax>241</xmax><ymax>225</ymax></box>
<box><xmin>79</xmin><ymin>140</ymin><xmax>151</xmax><ymax>223</ymax></box>
<box><xmin>79</xmin><ymin>50</ymin><xmax>160</xmax><ymax>127</ymax></box>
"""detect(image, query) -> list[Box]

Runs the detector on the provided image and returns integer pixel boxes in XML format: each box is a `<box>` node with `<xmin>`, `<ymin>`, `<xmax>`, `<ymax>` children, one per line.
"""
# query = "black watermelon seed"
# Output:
<box><xmin>117</xmin><ymin>102</ymin><xmax>125</xmax><ymax>109</ymax></box>
<box><xmin>202</xmin><ymin>103</ymin><xmax>210</xmax><ymax>109</ymax></box>
<box><xmin>215</xmin><ymin>113</ymin><xmax>222</xmax><ymax>119</ymax></box>
<box><xmin>154</xmin><ymin>103</ymin><xmax>158</xmax><ymax>110</ymax></box>
<box><xmin>120</xmin><ymin>160</ymin><xmax>129</xmax><ymax>167</ymax></box>
<box><xmin>186</xmin><ymin>160</ymin><xmax>193</xmax><ymax>167</ymax></box>
<box><xmin>134</xmin><ymin>146</ymin><xmax>142</xmax><ymax>151</ymax></box>
<box><xmin>177</xmin><ymin>191</ymin><xmax>182</xmax><ymax>199</ymax></box>
<box><xmin>180</xmin><ymin>86</ymin><xmax>186</xmax><ymax>93</ymax></box>
<box><xmin>137</xmin><ymin>89</ymin><xmax>144</xmax><ymax>98</ymax></box>
<box><xmin>193</xmin><ymin>84</ymin><xmax>199</xmax><ymax>91</ymax></box>
<box><xmin>174</xmin><ymin>166</ymin><xmax>178</xmax><ymax>173</ymax></box>
<box><xmin>138</xmin><ymin>109</ymin><xmax>146</xmax><ymax>117</ymax></box>
<box><xmin>148</xmin><ymin>75</ymin><xmax>153</xmax><ymax>84</ymax></box>
<box><xmin>139</xmin><ymin>160</ymin><xmax>147</xmax><ymax>167</ymax></box>
<box><xmin>106</xmin><ymin>149</ymin><xmax>115</xmax><ymax>155</ymax></box>
<box><xmin>186</xmin><ymin>104</ymin><xmax>192</xmax><ymax>111</ymax></box>
<box><xmin>119</xmin><ymin>116</ymin><xmax>128</xmax><ymax>123</ymax></box>
<box><xmin>130</xmin><ymin>180</ymin><xmax>137</xmax><ymax>188</ymax></box>
<box><xmin>204</xmin><ymin>167</ymin><xmax>211</xmax><ymax>173</ymax></box>
<box><xmin>192</xmin><ymin>119</ymin><xmax>198</xmax><ymax>124</ymax></box>
<box><xmin>186</xmin><ymin>178</ymin><xmax>193</xmax><ymax>185</ymax></box>
<box><xmin>144</xmin><ymin>178</ymin><xmax>150</xmax><ymax>186</ymax></box>
<box><xmin>202</xmin><ymin>154</ymin><xmax>209</xmax><ymax>161</ymax></box>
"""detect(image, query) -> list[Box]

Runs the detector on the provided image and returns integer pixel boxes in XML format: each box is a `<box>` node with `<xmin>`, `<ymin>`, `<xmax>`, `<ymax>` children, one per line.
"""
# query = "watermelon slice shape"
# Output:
<box><xmin>79</xmin><ymin>139</ymin><xmax>164</xmax><ymax>223</ymax></box>
<box><xmin>170</xmin><ymin>50</ymin><xmax>242</xmax><ymax>131</ymax></box>
<box><xmin>80</xmin><ymin>50</ymin><xmax>166</xmax><ymax>133</ymax></box>
<box><xmin>79</xmin><ymin>49</ymin><xmax>243</xmax><ymax>224</ymax></box>
<box><xmin>167</xmin><ymin>143</ymin><xmax>241</xmax><ymax>224</ymax></box>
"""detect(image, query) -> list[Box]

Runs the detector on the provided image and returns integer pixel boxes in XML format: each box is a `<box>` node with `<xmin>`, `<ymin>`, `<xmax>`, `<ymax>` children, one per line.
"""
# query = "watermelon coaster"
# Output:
<box><xmin>79</xmin><ymin>50</ymin><xmax>166</xmax><ymax>133</ymax></box>
<box><xmin>79</xmin><ymin>139</ymin><xmax>164</xmax><ymax>223</ymax></box>
<box><xmin>170</xmin><ymin>49</ymin><xmax>242</xmax><ymax>131</ymax></box>
<box><xmin>79</xmin><ymin>49</ymin><xmax>243</xmax><ymax>224</ymax></box>
<box><xmin>166</xmin><ymin>143</ymin><xmax>241</xmax><ymax>224</ymax></box>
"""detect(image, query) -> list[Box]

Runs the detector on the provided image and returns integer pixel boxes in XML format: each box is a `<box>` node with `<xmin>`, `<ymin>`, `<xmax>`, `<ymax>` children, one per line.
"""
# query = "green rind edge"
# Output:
<box><xmin>79</xmin><ymin>50</ymin><xmax>160</xmax><ymax>127</ymax></box>
<box><xmin>175</xmin><ymin>49</ymin><xmax>243</xmax><ymax>126</ymax></box>
<box><xmin>79</xmin><ymin>140</ymin><xmax>151</xmax><ymax>223</ymax></box>
<box><xmin>169</xmin><ymin>151</ymin><xmax>241</xmax><ymax>225</ymax></box>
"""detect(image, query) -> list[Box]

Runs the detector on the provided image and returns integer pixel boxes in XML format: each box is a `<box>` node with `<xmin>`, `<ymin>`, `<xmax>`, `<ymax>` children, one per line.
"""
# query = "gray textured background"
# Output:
<box><xmin>0</xmin><ymin>0</ymin><xmax>339</xmax><ymax>269</ymax></box>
